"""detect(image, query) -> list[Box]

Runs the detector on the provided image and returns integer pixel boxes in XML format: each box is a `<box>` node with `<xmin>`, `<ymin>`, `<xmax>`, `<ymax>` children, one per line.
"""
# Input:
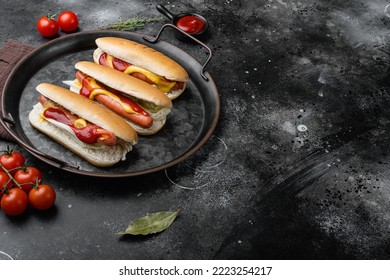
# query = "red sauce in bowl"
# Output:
<box><xmin>176</xmin><ymin>15</ymin><xmax>206</xmax><ymax>34</ymax></box>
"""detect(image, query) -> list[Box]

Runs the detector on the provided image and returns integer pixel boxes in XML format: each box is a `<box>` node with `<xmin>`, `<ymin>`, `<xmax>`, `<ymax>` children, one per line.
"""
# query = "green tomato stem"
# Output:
<box><xmin>0</xmin><ymin>164</ymin><xmax>21</xmax><ymax>189</ymax></box>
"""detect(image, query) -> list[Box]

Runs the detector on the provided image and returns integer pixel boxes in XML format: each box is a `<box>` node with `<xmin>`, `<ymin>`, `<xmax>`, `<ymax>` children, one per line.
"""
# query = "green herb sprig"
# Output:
<box><xmin>101</xmin><ymin>17</ymin><xmax>163</xmax><ymax>31</ymax></box>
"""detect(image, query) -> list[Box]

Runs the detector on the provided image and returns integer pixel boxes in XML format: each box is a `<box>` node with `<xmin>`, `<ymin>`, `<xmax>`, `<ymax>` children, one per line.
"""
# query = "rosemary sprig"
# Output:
<box><xmin>100</xmin><ymin>17</ymin><xmax>163</xmax><ymax>31</ymax></box>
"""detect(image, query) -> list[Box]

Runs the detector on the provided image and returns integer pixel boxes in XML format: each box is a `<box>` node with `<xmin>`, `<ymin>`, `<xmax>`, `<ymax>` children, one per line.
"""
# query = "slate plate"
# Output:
<box><xmin>0</xmin><ymin>30</ymin><xmax>220</xmax><ymax>177</ymax></box>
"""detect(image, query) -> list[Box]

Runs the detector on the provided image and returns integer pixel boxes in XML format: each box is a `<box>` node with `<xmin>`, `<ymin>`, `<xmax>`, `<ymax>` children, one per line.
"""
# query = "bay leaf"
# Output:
<box><xmin>117</xmin><ymin>210</ymin><xmax>180</xmax><ymax>235</ymax></box>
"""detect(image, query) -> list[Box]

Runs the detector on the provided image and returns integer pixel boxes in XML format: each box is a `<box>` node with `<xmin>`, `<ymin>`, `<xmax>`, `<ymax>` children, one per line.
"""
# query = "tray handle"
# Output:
<box><xmin>143</xmin><ymin>23</ymin><xmax>212</xmax><ymax>81</ymax></box>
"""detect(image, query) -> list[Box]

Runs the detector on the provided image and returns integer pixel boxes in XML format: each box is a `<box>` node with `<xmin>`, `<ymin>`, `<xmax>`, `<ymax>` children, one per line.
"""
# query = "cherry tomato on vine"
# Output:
<box><xmin>37</xmin><ymin>15</ymin><xmax>59</xmax><ymax>37</ymax></box>
<box><xmin>57</xmin><ymin>11</ymin><xmax>79</xmax><ymax>32</ymax></box>
<box><xmin>14</xmin><ymin>166</ymin><xmax>43</xmax><ymax>194</ymax></box>
<box><xmin>0</xmin><ymin>185</ymin><xmax>8</xmax><ymax>200</ymax></box>
<box><xmin>29</xmin><ymin>184</ymin><xmax>56</xmax><ymax>210</ymax></box>
<box><xmin>0</xmin><ymin>146</ymin><xmax>25</xmax><ymax>175</ymax></box>
<box><xmin>1</xmin><ymin>188</ymin><xmax>28</xmax><ymax>216</ymax></box>
<box><xmin>0</xmin><ymin>171</ymin><xmax>13</xmax><ymax>190</ymax></box>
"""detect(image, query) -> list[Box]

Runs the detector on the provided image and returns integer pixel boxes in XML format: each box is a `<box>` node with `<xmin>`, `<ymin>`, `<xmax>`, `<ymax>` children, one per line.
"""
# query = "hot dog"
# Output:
<box><xmin>75</xmin><ymin>71</ymin><xmax>153</xmax><ymax>129</ymax></box>
<box><xmin>38</xmin><ymin>94</ymin><xmax>118</xmax><ymax>146</ymax></box>
<box><xmin>29</xmin><ymin>83</ymin><xmax>138</xmax><ymax>167</ymax></box>
<box><xmin>93</xmin><ymin>37</ymin><xmax>189</xmax><ymax>100</ymax></box>
<box><xmin>64</xmin><ymin>61</ymin><xmax>173</xmax><ymax>135</ymax></box>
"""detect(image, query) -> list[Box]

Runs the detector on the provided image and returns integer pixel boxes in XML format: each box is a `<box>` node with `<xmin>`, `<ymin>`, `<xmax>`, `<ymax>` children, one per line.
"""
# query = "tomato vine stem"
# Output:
<box><xmin>0</xmin><ymin>164</ymin><xmax>21</xmax><ymax>189</ymax></box>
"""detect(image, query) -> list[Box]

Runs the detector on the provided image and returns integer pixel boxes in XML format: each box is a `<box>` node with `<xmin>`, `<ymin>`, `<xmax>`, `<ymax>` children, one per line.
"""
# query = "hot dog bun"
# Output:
<box><xmin>29</xmin><ymin>83</ymin><xmax>137</xmax><ymax>167</ymax></box>
<box><xmin>93</xmin><ymin>37</ymin><xmax>188</xmax><ymax>100</ymax></box>
<box><xmin>74</xmin><ymin>61</ymin><xmax>172</xmax><ymax>135</ymax></box>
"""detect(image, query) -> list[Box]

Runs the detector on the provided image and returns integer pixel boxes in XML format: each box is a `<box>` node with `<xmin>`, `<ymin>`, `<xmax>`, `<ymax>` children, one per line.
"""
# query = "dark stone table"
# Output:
<box><xmin>1</xmin><ymin>0</ymin><xmax>390</xmax><ymax>259</ymax></box>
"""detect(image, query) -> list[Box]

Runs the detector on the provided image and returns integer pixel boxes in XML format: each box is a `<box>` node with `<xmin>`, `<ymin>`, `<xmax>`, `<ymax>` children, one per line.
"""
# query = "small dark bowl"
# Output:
<box><xmin>156</xmin><ymin>4</ymin><xmax>209</xmax><ymax>41</ymax></box>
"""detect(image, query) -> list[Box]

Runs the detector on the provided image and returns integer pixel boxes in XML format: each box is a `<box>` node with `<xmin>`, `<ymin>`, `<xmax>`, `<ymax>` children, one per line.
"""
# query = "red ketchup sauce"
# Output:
<box><xmin>98</xmin><ymin>52</ymin><xmax>109</xmax><ymax>66</ymax></box>
<box><xmin>176</xmin><ymin>15</ymin><xmax>205</xmax><ymax>34</ymax></box>
<box><xmin>98</xmin><ymin>53</ymin><xmax>130</xmax><ymax>72</ymax></box>
<box><xmin>112</xmin><ymin>57</ymin><xmax>130</xmax><ymax>72</ymax></box>
<box><xmin>43</xmin><ymin>107</ymin><xmax>103</xmax><ymax>144</ymax></box>
<box><xmin>98</xmin><ymin>54</ymin><xmax>151</xmax><ymax>84</ymax></box>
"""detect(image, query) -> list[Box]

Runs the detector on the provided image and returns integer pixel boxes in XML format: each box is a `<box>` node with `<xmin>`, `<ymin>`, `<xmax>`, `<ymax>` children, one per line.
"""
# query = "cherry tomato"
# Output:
<box><xmin>0</xmin><ymin>147</ymin><xmax>25</xmax><ymax>175</ymax></box>
<box><xmin>0</xmin><ymin>171</ymin><xmax>13</xmax><ymax>190</ymax></box>
<box><xmin>1</xmin><ymin>188</ymin><xmax>28</xmax><ymax>216</ymax></box>
<box><xmin>14</xmin><ymin>166</ymin><xmax>43</xmax><ymax>194</ymax></box>
<box><xmin>29</xmin><ymin>184</ymin><xmax>56</xmax><ymax>210</ymax></box>
<box><xmin>57</xmin><ymin>11</ymin><xmax>79</xmax><ymax>32</ymax></box>
<box><xmin>37</xmin><ymin>15</ymin><xmax>59</xmax><ymax>38</ymax></box>
<box><xmin>0</xmin><ymin>185</ymin><xmax>7</xmax><ymax>200</ymax></box>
